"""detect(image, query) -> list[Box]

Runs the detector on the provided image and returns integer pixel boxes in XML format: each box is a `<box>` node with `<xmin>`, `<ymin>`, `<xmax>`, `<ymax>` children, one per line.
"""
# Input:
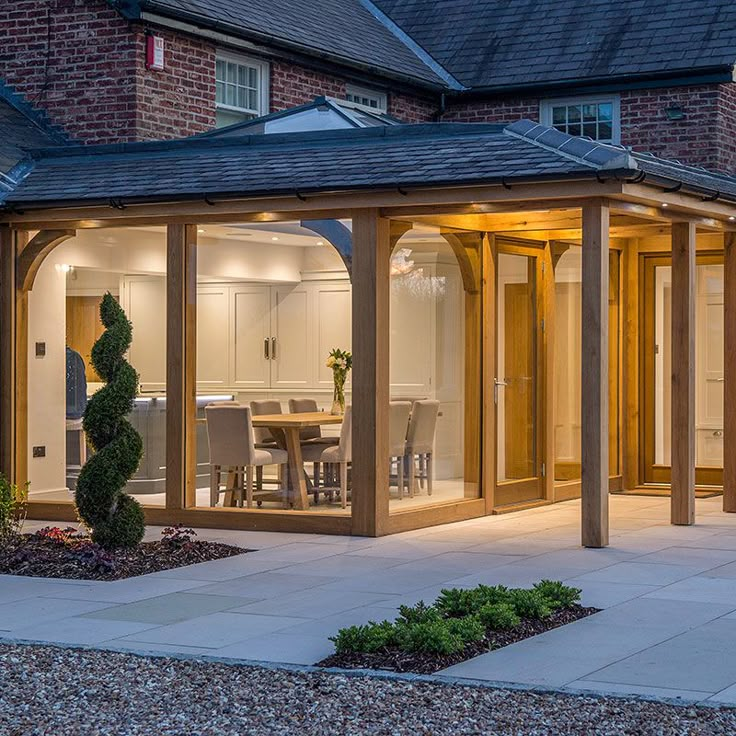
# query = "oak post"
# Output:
<box><xmin>581</xmin><ymin>201</ymin><xmax>610</xmax><ymax>547</ymax></box>
<box><xmin>351</xmin><ymin>209</ymin><xmax>390</xmax><ymax>536</ymax></box>
<box><xmin>166</xmin><ymin>224</ymin><xmax>198</xmax><ymax>510</ymax></box>
<box><xmin>670</xmin><ymin>221</ymin><xmax>696</xmax><ymax>525</ymax></box>
<box><xmin>723</xmin><ymin>233</ymin><xmax>736</xmax><ymax>512</ymax></box>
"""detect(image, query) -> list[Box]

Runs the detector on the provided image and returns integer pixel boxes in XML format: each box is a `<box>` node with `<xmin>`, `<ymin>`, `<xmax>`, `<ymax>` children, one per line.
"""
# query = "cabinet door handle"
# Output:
<box><xmin>264</xmin><ymin>338</ymin><xmax>270</xmax><ymax>360</ymax></box>
<box><xmin>271</xmin><ymin>337</ymin><xmax>277</xmax><ymax>360</ymax></box>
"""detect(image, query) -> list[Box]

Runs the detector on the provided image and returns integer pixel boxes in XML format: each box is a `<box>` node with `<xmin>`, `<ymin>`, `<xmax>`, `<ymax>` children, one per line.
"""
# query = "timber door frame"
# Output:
<box><xmin>640</xmin><ymin>250</ymin><xmax>724</xmax><ymax>487</ymax></box>
<box><xmin>492</xmin><ymin>236</ymin><xmax>548</xmax><ymax>508</ymax></box>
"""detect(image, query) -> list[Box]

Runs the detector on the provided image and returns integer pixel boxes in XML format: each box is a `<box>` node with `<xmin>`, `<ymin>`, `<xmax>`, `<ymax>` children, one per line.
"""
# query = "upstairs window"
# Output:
<box><xmin>541</xmin><ymin>95</ymin><xmax>620</xmax><ymax>144</ymax></box>
<box><xmin>344</xmin><ymin>84</ymin><xmax>388</xmax><ymax>113</ymax></box>
<box><xmin>215</xmin><ymin>53</ymin><xmax>269</xmax><ymax>127</ymax></box>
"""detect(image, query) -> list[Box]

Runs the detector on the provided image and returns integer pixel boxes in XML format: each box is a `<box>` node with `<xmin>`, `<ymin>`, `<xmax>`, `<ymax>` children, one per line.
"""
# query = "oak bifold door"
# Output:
<box><xmin>494</xmin><ymin>241</ymin><xmax>545</xmax><ymax>506</ymax></box>
<box><xmin>641</xmin><ymin>252</ymin><xmax>725</xmax><ymax>488</ymax></box>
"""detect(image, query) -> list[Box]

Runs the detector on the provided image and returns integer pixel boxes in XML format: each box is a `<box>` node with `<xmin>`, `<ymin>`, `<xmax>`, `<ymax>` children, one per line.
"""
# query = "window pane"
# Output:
<box><xmin>598</xmin><ymin>121</ymin><xmax>613</xmax><ymax>141</ymax></box>
<box><xmin>568</xmin><ymin>105</ymin><xmax>581</xmax><ymax>123</ymax></box>
<box><xmin>248</xmin><ymin>89</ymin><xmax>258</xmax><ymax>111</ymax></box>
<box><xmin>583</xmin><ymin>122</ymin><xmax>597</xmax><ymax>139</ymax></box>
<box><xmin>582</xmin><ymin>104</ymin><xmax>597</xmax><ymax>122</ymax></box>
<box><xmin>568</xmin><ymin>122</ymin><xmax>582</xmax><ymax>136</ymax></box>
<box><xmin>552</xmin><ymin>106</ymin><xmax>566</xmax><ymax>125</ymax></box>
<box><xmin>249</xmin><ymin>67</ymin><xmax>258</xmax><ymax>89</ymax></box>
<box><xmin>226</xmin><ymin>83</ymin><xmax>236</xmax><ymax>107</ymax></box>
<box><xmin>215</xmin><ymin>59</ymin><xmax>225</xmax><ymax>82</ymax></box>
<box><xmin>238</xmin><ymin>65</ymin><xmax>247</xmax><ymax>87</ymax></box>
<box><xmin>227</xmin><ymin>62</ymin><xmax>237</xmax><ymax>85</ymax></box>
<box><xmin>237</xmin><ymin>86</ymin><xmax>247</xmax><ymax>109</ymax></box>
<box><xmin>599</xmin><ymin>102</ymin><xmax>613</xmax><ymax>121</ymax></box>
<box><xmin>215</xmin><ymin>81</ymin><xmax>225</xmax><ymax>104</ymax></box>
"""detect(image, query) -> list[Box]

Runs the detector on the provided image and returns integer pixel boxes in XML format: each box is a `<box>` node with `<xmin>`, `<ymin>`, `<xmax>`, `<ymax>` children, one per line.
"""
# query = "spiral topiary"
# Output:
<box><xmin>75</xmin><ymin>293</ymin><xmax>144</xmax><ymax>548</ymax></box>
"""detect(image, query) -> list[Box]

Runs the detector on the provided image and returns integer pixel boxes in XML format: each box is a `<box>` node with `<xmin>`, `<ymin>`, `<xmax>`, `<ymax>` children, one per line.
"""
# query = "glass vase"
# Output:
<box><xmin>331</xmin><ymin>374</ymin><xmax>346</xmax><ymax>415</ymax></box>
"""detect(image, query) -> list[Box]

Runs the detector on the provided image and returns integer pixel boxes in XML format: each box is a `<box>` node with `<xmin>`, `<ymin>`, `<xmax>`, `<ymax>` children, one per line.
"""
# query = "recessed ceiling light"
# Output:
<box><xmin>316</xmin><ymin>240</ymin><xmax>324</xmax><ymax>245</ymax></box>
<box><xmin>730</xmin><ymin>216</ymin><xmax>735</xmax><ymax>221</ymax></box>
<box><xmin>271</xmin><ymin>236</ymin><xmax>279</xmax><ymax>241</ymax></box>
<box><xmin>198</xmin><ymin>228</ymin><xmax>205</xmax><ymax>233</ymax></box>
<box><xmin>661</xmin><ymin>203</ymin><xmax>669</xmax><ymax>208</ymax></box>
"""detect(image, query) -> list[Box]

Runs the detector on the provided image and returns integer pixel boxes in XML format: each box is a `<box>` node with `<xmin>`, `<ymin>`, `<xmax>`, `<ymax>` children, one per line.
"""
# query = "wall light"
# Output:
<box><xmin>198</xmin><ymin>228</ymin><xmax>205</xmax><ymax>234</ymax></box>
<box><xmin>57</xmin><ymin>264</ymin><xmax>73</xmax><ymax>273</ymax></box>
<box><xmin>665</xmin><ymin>105</ymin><xmax>685</xmax><ymax>121</ymax></box>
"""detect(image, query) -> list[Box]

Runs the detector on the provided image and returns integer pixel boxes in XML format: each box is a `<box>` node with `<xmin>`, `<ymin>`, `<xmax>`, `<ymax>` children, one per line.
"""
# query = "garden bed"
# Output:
<box><xmin>0</xmin><ymin>525</ymin><xmax>247</xmax><ymax>581</ymax></box>
<box><xmin>318</xmin><ymin>581</ymin><xmax>599</xmax><ymax>674</ymax></box>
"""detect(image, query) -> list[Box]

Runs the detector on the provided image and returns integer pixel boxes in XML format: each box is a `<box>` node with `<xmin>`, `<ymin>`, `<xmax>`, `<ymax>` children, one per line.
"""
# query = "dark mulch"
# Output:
<box><xmin>0</xmin><ymin>526</ymin><xmax>247</xmax><ymax>581</ymax></box>
<box><xmin>318</xmin><ymin>604</ymin><xmax>599</xmax><ymax>675</ymax></box>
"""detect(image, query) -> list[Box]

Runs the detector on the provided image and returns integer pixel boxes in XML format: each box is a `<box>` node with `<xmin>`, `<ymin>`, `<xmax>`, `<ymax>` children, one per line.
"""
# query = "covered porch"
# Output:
<box><xmin>2</xmin><ymin>120</ymin><xmax>736</xmax><ymax>545</ymax></box>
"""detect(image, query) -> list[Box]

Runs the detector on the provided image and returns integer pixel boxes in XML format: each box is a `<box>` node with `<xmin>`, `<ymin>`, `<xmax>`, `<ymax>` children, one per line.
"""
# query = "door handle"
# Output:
<box><xmin>264</xmin><ymin>338</ymin><xmax>270</xmax><ymax>360</ymax></box>
<box><xmin>271</xmin><ymin>337</ymin><xmax>277</xmax><ymax>360</ymax></box>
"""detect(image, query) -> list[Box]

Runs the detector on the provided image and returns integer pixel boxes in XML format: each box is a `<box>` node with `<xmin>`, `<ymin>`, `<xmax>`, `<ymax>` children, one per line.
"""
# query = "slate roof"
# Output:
<box><xmin>5</xmin><ymin>120</ymin><xmax>736</xmax><ymax>209</ymax></box>
<box><xmin>118</xmin><ymin>0</ymin><xmax>446</xmax><ymax>88</ymax></box>
<box><xmin>0</xmin><ymin>81</ymin><xmax>69</xmax><ymax>192</ymax></box>
<box><xmin>374</xmin><ymin>0</ymin><xmax>736</xmax><ymax>91</ymax></box>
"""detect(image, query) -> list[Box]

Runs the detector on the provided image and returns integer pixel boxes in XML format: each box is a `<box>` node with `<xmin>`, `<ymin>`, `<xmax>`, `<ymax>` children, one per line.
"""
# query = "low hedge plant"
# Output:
<box><xmin>330</xmin><ymin>580</ymin><xmax>582</xmax><ymax>656</ymax></box>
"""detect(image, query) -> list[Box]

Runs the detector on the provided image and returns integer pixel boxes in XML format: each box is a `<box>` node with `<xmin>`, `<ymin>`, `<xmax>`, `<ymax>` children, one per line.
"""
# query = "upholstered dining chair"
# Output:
<box><xmin>250</xmin><ymin>399</ymin><xmax>284</xmax><ymax>491</ymax></box>
<box><xmin>289</xmin><ymin>397</ymin><xmax>338</xmax><ymax>492</ymax></box>
<box><xmin>405</xmin><ymin>400</ymin><xmax>440</xmax><ymax>497</ymax></box>
<box><xmin>205</xmin><ymin>404</ymin><xmax>288</xmax><ymax>508</ymax></box>
<box><xmin>389</xmin><ymin>401</ymin><xmax>412</xmax><ymax>499</ymax></box>
<box><xmin>320</xmin><ymin>405</ymin><xmax>352</xmax><ymax>508</ymax></box>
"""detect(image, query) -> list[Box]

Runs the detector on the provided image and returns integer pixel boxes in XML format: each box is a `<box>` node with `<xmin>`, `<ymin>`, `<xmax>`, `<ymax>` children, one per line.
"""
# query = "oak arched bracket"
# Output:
<box><xmin>299</xmin><ymin>219</ymin><xmax>414</xmax><ymax>281</ymax></box>
<box><xmin>17</xmin><ymin>229</ymin><xmax>76</xmax><ymax>292</ymax></box>
<box><xmin>440</xmin><ymin>230</ymin><xmax>482</xmax><ymax>294</ymax></box>
<box><xmin>300</xmin><ymin>219</ymin><xmax>353</xmax><ymax>278</ymax></box>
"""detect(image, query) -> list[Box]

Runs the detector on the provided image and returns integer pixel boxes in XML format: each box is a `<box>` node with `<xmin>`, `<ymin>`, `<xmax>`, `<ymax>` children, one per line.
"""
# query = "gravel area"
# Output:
<box><xmin>1</xmin><ymin>644</ymin><xmax>735</xmax><ymax>735</ymax></box>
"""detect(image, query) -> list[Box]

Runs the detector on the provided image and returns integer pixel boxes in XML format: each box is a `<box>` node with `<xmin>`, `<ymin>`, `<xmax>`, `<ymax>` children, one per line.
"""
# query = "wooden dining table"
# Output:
<box><xmin>251</xmin><ymin>412</ymin><xmax>343</xmax><ymax>510</ymax></box>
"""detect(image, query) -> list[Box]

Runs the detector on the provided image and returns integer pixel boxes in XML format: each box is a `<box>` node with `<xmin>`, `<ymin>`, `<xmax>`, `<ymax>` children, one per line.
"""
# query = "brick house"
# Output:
<box><xmin>2</xmin><ymin>1</ymin><xmax>736</xmax><ymax>172</ymax></box>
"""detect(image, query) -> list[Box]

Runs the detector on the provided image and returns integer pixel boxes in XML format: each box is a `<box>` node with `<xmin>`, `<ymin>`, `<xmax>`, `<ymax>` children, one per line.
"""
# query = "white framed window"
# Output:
<box><xmin>344</xmin><ymin>84</ymin><xmax>387</xmax><ymax>113</ymax></box>
<box><xmin>215</xmin><ymin>52</ymin><xmax>269</xmax><ymax>127</ymax></box>
<box><xmin>540</xmin><ymin>95</ymin><xmax>620</xmax><ymax>144</ymax></box>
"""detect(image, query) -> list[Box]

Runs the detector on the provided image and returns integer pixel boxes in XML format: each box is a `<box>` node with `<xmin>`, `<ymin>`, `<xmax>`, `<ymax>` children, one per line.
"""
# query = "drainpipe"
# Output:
<box><xmin>435</xmin><ymin>92</ymin><xmax>446</xmax><ymax>121</ymax></box>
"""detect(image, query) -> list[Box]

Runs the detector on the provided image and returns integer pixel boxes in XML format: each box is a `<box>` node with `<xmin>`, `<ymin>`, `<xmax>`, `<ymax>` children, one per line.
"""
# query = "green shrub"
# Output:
<box><xmin>435</xmin><ymin>585</ymin><xmax>510</xmax><ymax>618</ymax></box>
<box><xmin>75</xmin><ymin>293</ymin><xmax>144</xmax><ymax>549</ymax></box>
<box><xmin>396</xmin><ymin>616</ymin><xmax>485</xmax><ymax>655</ymax></box>
<box><xmin>533</xmin><ymin>580</ymin><xmax>582</xmax><ymax>610</ymax></box>
<box><xmin>396</xmin><ymin>601</ymin><xmax>440</xmax><ymax>626</ymax></box>
<box><xmin>478</xmin><ymin>602</ymin><xmax>520</xmax><ymax>630</ymax></box>
<box><xmin>0</xmin><ymin>475</ymin><xmax>27</xmax><ymax>544</ymax></box>
<box><xmin>330</xmin><ymin>620</ymin><xmax>397</xmax><ymax>653</ymax></box>
<box><xmin>508</xmin><ymin>589</ymin><xmax>553</xmax><ymax>620</ymax></box>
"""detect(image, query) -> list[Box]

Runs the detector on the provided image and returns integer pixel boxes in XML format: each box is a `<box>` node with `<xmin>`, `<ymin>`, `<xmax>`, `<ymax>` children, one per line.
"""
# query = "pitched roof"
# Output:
<box><xmin>120</xmin><ymin>0</ymin><xmax>447</xmax><ymax>88</ymax></box>
<box><xmin>374</xmin><ymin>0</ymin><xmax>736</xmax><ymax>91</ymax></box>
<box><xmin>0</xmin><ymin>81</ymin><xmax>69</xmax><ymax>192</ymax></box>
<box><xmin>5</xmin><ymin>120</ymin><xmax>736</xmax><ymax>209</ymax></box>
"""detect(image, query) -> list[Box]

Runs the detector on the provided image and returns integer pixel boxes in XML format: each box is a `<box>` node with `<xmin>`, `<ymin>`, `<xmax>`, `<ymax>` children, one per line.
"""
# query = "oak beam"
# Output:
<box><xmin>17</xmin><ymin>229</ymin><xmax>75</xmax><ymax>292</ymax></box>
<box><xmin>670</xmin><ymin>222</ymin><xmax>696</xmax><ymax>525</ymax></box>
<box><xmin>166</xmin><ymin>225</ymin><xmax>198</xmax><ymax>510</ymax></box>
<box><xmin>581</xmin><ymin>201</ymin><xmax>610</xmax><ymax>547</ymax></box>
<box><xmin>351</xmin><ymin>210</ymin><xmax>390</xmax><ymax>536</ymax></box>
<box><xmin>724</xmin><ymin>233</ymin><xmax>736</xmax><ymax>512</ymax></box>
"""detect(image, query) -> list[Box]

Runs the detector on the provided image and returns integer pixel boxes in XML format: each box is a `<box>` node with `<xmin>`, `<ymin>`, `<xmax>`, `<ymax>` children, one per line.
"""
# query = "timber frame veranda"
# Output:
<box><xmin>2</xmin><ymin>176</ymin><xmax>736</xmax><ymax>546</ymax></box>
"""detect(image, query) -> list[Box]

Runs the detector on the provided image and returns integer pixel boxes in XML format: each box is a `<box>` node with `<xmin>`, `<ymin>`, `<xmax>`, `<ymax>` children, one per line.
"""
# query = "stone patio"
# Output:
<box><xmin>3</xmin><ymin>494</ymin><xmax>736</xmax><ymax>704</ymax></box>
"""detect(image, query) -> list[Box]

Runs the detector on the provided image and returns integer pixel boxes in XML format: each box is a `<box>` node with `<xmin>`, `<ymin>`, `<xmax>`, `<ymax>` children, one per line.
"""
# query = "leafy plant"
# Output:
<box><xmin>435</xmin><ymin>585</ymin><xmax>510</xmax><ymax>618</ymax></box>
<box><xmin>508</xmin><ymin>589</ymin><xmax>553</xmax><ymax>620</ymax></box>
<box><xmin>478</xmin><ymin>602</ymin><xmax>520</xmax><ymax>630</ymax></box>
<box><xmin>0</xmin><ymin>475</ymin><xmax>28</xmax><ymax>544</ymax></box>
<box><xmin>395</xmin><ymin>601</ymin><xmax>439</xmax><ymax>626</ymax></box>
<box><xmin>396</xmin><ymin>616</ymin><xmax>485</xmax><ymax>655</ymax></box>
<box><xmin>533</xmin><ymin>580</ymin><xmax>582</xmax><ymax>610</ymax></box>
<box><xmin>75</xmin><ymin>293</ymin><xmax>144</xmax><ymax>549</ymax></box>
<box><xmin>330</xmin><ymin>620</ymin><xmax>396</xmax><ymax>654</ymax></box>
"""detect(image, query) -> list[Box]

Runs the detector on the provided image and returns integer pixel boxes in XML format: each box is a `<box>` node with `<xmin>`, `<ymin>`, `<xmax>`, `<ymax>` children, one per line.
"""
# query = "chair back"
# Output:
<box><xmin>388</xmin><ymin>401</ymin><xmax>411</xmax><ymax>457</ymax></box>
<box><xmin>406</xmin><ymin>400</ymin><xmax>439</xmax><ymax>454</ymax></box>
<box><xmin>205</xmin><ymin>405</ymin><xmax>256</xmax><ymax>467</ymax></box>
<box><xmin>250</xmin><ymin>400</ymin><xmax>282</xmax><ymax>445</ymax></box>
<box><xmin>336</xmin><ymin>405</ymin><xmax>352</xmax><ymax>462</ymax></box>
<box><xmin>288</xmin><ymin>397</ymin><xmax>322</xmax><ymax>441</ymax></box>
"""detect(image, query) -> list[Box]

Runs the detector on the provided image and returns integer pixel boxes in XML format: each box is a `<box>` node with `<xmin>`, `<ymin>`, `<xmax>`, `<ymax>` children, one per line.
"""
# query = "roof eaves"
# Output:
<box><xmin>504</xmin><ymin>120</ymin><xmax>638</xmax><ymax>172</ymax></box>
<box><xmin>0</xmin><ymin>80</ymin><xmax>70</xmax><ymax>146</ymax></box>
<box><xmin>134</xmin><ymin>2</ymin><xmax>448</xmax><ymax>91</ymax></box>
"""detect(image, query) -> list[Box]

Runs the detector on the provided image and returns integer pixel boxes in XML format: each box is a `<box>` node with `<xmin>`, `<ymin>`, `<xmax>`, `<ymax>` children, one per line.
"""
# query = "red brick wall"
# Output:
<box><xmin>132</xmin><ymin>27</ymin><xmax>216</xmax><ymax>140</ymax></box>
<box><xmin>270</xmin><ymin>60</ymin><xmax>345</xmax><ymax>111</ymax></box>
<box><xmin>443</xmin><ymin>97</ymin><xmax>540</xmax><ymax>124</ymax></box>
<box><xmin>716</xmin><ymin>84</ymin><xmax>736</xmax><ymax>174</ymax></box>
<box><xmin>0</xmin><ymin>0</ymin><xmax>138</xmax><ymax>143</ymax></box>
<box><xmin>388</xmin><ymin>90</ymin><xmax>436</xmax><ymax>122</ymax></box>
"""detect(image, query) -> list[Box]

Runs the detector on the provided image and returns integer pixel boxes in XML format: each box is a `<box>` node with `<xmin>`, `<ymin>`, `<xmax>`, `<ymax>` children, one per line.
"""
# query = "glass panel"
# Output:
<box><xmin>554</xmin><ymin>247</ymin><xmax>582</xmax><ymax>481</ymax></box>
<box><xmin>568</xmin><ymin>104</ymin><xmax>581</xmax><ymax>123</ymax></box>
<box><xmin>497</xmin><ymin>253</ymin><xmax>537</xmax><ymax>482</ymax></box>
<box><xmin>192</xmin><ymin>221</ymin><xmax>350</xmax><ymax>516</ymax></box>
<box><xmin>26</xmin><ymin>229</ymin><xmax>168</xmax><ymax>508</ymax></box>
<box><xmin>598</xmin><ymin>121</ymin><xmax>613</xmax><ymax>141</ymax></box>
<box><xmin>598</xmin><ymin>102</ymin><xmax>613</xmax><ymax>121</ymax></box>
<box><xmin>552</xmin><ymin>106</ymin><xmax>566</xmax><ymax>125</ymax></box>
<box><xmin>388</xmin><ymin>229</ymin><xmax>481</xmax><ymax>511</ymax></box>
<box><xmin>654</xmin><ymin>262</ymin><xmax>724</xmax><ymax>468</ymax></box>
<box><xmin>582</xmin><ymin>104</ymin><xmax>597</xmax><ymax>122</ymax></box>
<box><xmin>583</xmin><ymin>122</ymin><xmax>597</xmax><ymax>139</ymax></box>
<box><xmin>609</xmin><ymin>250</ymin><xmax>621</xmax><ymax>474</ymax></box>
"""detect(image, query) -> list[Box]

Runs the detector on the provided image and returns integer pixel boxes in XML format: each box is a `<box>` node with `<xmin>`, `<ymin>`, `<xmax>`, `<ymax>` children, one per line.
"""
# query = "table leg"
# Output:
<box><xmin>284</xmin><ymin>427</ymin><xmax>310</xmax><ymax>510</ymax></box>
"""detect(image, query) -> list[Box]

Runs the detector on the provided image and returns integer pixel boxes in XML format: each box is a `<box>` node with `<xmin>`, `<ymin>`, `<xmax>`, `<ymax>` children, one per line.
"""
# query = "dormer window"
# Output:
<box><xmin>344</xmin><ymin>84</ymin><xmax>388</xmax><ymax>113</ymax></box>
<box><xmin>541</xmin><ymin>95</ymin><xmax>620</xmax><ymax>144</ymax></box>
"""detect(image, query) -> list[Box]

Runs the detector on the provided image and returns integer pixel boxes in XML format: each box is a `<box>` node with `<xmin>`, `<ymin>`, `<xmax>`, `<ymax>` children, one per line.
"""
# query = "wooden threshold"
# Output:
<box><xmin>492</xmin><ymin>499</ymin><xmax>553</xmax><ymax>515</ymax></box>
<box><xmin>612</xmin><ymin>486</ymin><xmax>722</xmax><ymax>499</ymax></box>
